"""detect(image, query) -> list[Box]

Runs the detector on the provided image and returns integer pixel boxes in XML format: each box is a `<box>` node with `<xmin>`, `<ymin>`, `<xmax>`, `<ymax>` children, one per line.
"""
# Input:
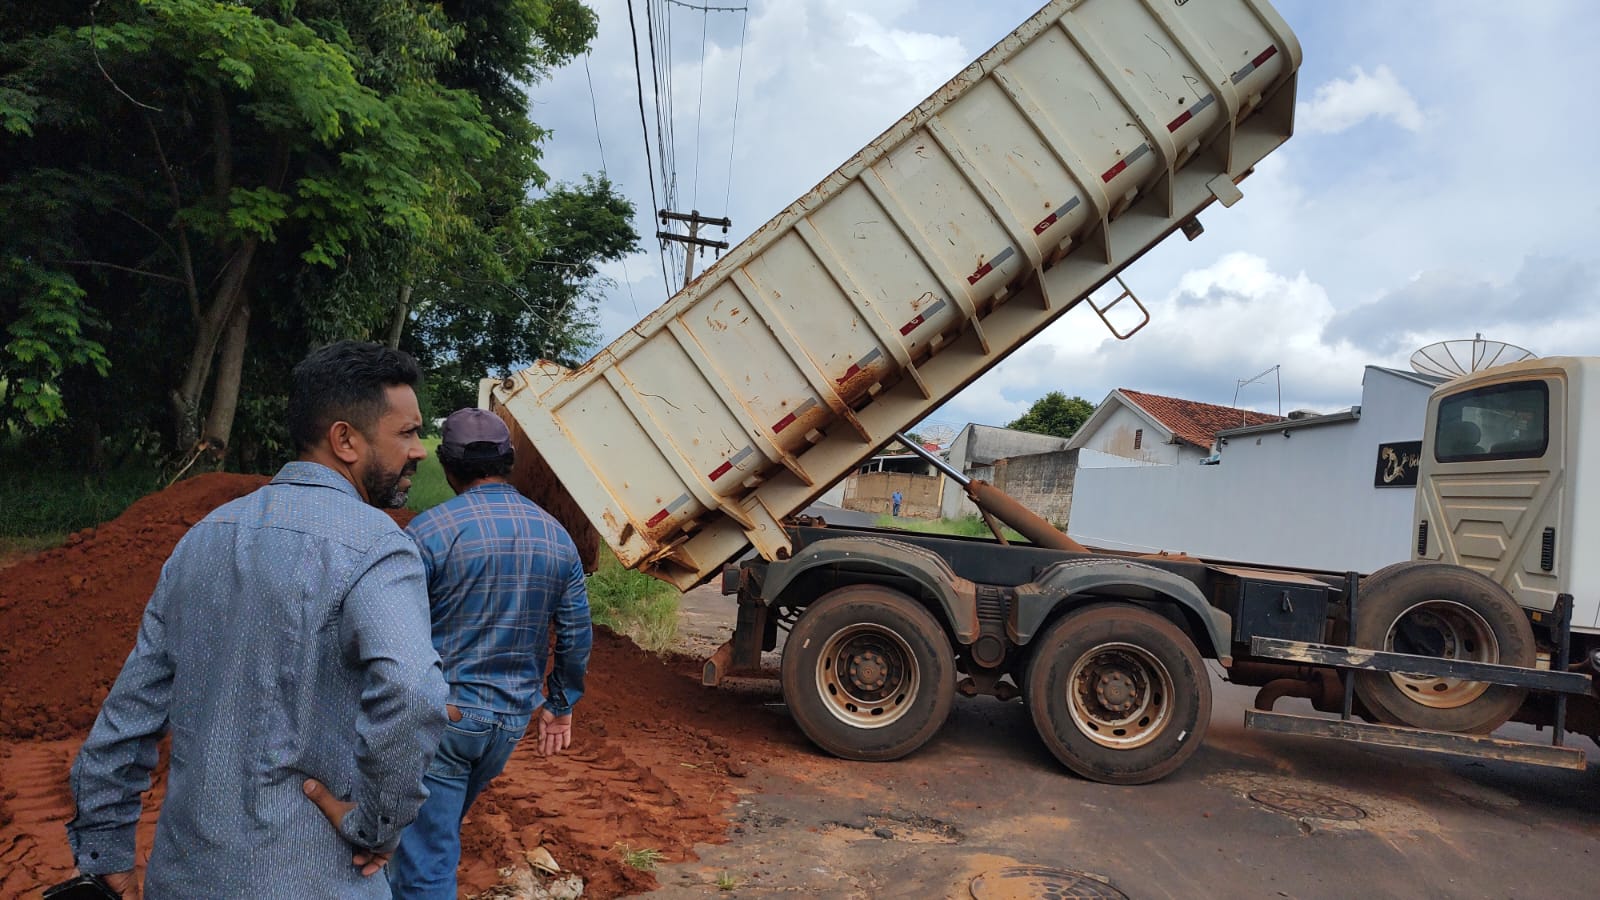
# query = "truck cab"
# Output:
<box><xmin>1414</xmin><ymin>357</ymin><xmax>1598</xmax><ymax>631</ymax></box>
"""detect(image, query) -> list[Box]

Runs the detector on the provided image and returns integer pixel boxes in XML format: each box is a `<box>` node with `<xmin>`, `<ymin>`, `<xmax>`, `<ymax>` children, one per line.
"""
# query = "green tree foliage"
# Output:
<box><xmin>0</xmin><ymin>0</ymin><xmax>626</xmax><ymax>472</ymax></box>
<box><xmin>411</xmin><ymin>174</ymin><xmax>639</xmax><ymax>415</ymax></box>
<box><xmin>1008</xmin><ymin>391</ymin><xmax>1096</xmax><ymax>439</ymax></box>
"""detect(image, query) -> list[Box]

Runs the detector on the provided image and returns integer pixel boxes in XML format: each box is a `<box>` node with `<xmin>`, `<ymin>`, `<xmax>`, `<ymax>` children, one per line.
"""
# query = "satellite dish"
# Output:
<box><xmin>1409</xmin><ymin>335</ymin><xmax>1536</xmax><ymax>380</ymax></box>
<box><xmin>916</xmin><ymin>421</ymin><xmax>960</xmax><ymax>449</ymax></box>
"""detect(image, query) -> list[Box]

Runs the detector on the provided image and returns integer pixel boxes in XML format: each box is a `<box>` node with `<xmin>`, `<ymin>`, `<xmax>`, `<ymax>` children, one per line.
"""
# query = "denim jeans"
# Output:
<box><xmin>388</xmin><ymin>707</ymin><xmax>530</xmax><ymax>899</ymax></box>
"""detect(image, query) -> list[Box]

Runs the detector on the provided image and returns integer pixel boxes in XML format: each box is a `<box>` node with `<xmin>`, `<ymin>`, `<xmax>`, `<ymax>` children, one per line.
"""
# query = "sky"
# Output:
<box><xmin>526</xmin><ymin>0</ymin><xmax>1600</xmax><ymax>433</ymax></box>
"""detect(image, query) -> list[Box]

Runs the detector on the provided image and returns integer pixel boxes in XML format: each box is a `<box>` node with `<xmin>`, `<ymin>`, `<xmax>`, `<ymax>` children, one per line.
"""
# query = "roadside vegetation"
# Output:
<box><xmin>585</xmin><ymin>550</ymin><xmax>681</xmax><ymax>652</ymax></box>
<box><xmin>874</xmin><ymin>514</ymin><xmax>1028</xmax><ymax>543</ymax></box>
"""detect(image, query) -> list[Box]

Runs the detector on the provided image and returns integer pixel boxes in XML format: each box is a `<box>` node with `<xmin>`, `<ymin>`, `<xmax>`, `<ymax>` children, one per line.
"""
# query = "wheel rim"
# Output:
<box><xmin>1383</xmin><ymin>599</ymin><xmax>1500</xmax><ymax>709</ymax></box>
<box><xmin>814</xmin><ymin>623</ymin><xmax>922</xmax><ymax>729</ymax></box>
<box><xmin>1064</xmin><ymin>642</ymin><xmax>1173</xmax><ymax>749</ymax></box>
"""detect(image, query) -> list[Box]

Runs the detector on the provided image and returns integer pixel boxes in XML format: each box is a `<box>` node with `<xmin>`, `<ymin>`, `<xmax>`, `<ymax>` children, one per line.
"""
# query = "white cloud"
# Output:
<box><xmin>1297</xmin><ymin>65</ymin><xmax>1424</xmax><ymax>134</ymax></box>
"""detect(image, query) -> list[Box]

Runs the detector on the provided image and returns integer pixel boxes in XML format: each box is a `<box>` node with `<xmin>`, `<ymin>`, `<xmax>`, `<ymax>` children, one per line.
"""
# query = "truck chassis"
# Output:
<box><xmin>708</xmin><ymin>522</ymin><xmax>1595</xmax><ymax>783</ymax></box>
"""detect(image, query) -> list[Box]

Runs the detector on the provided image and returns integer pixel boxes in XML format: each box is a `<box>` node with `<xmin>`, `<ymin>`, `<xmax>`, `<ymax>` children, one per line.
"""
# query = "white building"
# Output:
<box><xmin>1067</xmin><ymin>366</ymin><xmax>1448</xmax><ymax>572</ymax></box>
<box><xmin>1067</xmin><ymin>388</ymin><xmax>1283</xmax><ymax>465</ymax></box>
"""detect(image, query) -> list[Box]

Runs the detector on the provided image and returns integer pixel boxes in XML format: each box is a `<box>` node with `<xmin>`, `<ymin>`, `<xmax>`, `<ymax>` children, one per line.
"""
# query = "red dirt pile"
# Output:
<box><xmin>0</xmin><ymin>473</ymin><xmax>805</xmax><ymax>899</ymax></box>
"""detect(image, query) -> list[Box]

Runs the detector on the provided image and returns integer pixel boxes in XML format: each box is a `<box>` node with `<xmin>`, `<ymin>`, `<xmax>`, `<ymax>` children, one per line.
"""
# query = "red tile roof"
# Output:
<box><xmin>1118</xmin><ymin>388</ymin><xmax>1284</xmax><ymax>450</ymax></box>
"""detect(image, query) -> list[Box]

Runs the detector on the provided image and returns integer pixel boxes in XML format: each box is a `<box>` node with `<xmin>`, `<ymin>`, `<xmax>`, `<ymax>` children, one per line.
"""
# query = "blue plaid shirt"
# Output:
<box><xmin>407</xmin><ymin>482</ymin><xmax>592</xmax><ymax>716</ymax></box>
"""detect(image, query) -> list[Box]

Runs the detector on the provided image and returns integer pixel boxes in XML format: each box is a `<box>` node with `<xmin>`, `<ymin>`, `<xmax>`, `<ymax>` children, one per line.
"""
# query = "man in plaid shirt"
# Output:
<box><xmin>389</xmin><ymin>408</ymin><xmax>593</xmax><ymax>898</ymax></box>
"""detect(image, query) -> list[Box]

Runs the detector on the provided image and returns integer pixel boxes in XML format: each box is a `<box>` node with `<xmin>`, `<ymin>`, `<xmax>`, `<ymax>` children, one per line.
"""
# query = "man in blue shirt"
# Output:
<box><xmin>64</xmin><ymin>340</ymin><xmax>448</xmax><ymax>898</ymax></box>
<box><xmin>390</xmin><ymin>408</ymin><xmax>592</xmax><ymax>898</ymax></box>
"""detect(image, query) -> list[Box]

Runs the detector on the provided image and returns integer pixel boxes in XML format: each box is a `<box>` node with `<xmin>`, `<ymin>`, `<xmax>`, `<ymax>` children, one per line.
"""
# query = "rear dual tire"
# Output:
<box><xmin>1025</xmin><ymin>604</ymin><xmax>1211</xmax><ymax>785</ymax></box>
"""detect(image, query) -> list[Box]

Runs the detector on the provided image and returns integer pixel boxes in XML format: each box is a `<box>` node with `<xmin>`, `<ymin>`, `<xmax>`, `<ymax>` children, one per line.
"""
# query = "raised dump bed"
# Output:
<box><xmin>492</xmin><ymin>0</ymin><xmax>1302</xmax><ymax>589</ymax></box>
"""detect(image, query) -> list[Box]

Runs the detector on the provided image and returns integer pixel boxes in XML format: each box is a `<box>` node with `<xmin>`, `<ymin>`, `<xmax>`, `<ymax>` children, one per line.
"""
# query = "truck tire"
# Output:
<box><xmin>1353</xmin><ymin>566</ymin><xmax>1535</xmax><ymax>734</ymax></box>
<box><xmin>780</xmin><ymin>585</ymin><xmax>955</xmax><ymax>761</ymax></box>
<box><xmin>1024</xmin><ymin>603</ymin><xmax>1211</xmax><ymax>785</ymax></box>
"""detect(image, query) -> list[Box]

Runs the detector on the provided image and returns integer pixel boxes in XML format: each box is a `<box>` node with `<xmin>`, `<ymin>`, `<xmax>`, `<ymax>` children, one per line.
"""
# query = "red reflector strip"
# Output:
<box><xmin>709</xmin><ymin>461</ymin><xmax>734</xmax><ymax>482</ymax></box>
<box><xmin>966</xmin><ymin>262</ymin><xmax>994</xmax><ymax>285</ymax></box>
<box><xmin>1166</xmin><ymin>109</ymin><xmax>1194</xmax><ymax>132</ymax></box>
<box><xmin>773</xmin><ymin>412</ymin><xmax>798</xmax><ymax>433</ymax></box>
<box><xmin>900</xmin><ymin>315</ymin><xmax>926</xmax><ymax>335</ymax></box>
<box><xmin>836</xmin><ymin>363</ymin><xmax>863</xmax><ymax>384</ymax></box>
<box><xmin>1033</xmin><ymin>213</ymin><xmax>1059</xmax><ymax>235</ymax></box>
<box><xmin>646</xmin><ymin>509</ymin><xmax>670</xmax><ymax>528</ymax></box>
<box><xmin>1253</xmin><ymin>45</ymin><xmax>1278</xmax><ymax>68</ymax></box>
<box><xmin>1101</xmin><ymin>159</ymin><xmax>1129</xmax><ymax>183</ymax></box>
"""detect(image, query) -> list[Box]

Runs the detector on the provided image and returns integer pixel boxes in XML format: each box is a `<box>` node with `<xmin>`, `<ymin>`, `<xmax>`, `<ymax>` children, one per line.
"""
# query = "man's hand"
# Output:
<box><xmin>537</xmin><ymin>707</ymin><xmax>573</xmax><ymax>756</ymax></box>
<box><xmin>302</xmin><ymin>779</ymin><xmax>390</xmax><ymax>876</ymax></box>
<box><xmin>102</xmin><ymin>871</ymin><xmax>138</xmax><ymax>899</ymax></box>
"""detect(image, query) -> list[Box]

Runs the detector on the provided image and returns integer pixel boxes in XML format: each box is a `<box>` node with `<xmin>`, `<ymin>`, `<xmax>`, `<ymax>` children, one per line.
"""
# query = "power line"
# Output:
<box><xmin>664</xmin><ymin>0</ymin><xmax>746</xmax><ymax>10</ymax></box>
<box><xmin>624</xmin><ymin>0</ymin><xmax>672</xmax><ymax>294</ymax></box>
<box><xmin>723</xmin><ymin>6</ymin><xmax>749</xmax><ymax>215</ymax></box>
<box><xmin>583</xmin><ymin>54</ymin><xmax>641</xmax><ymax>320</ymax></box>
<box><xmin>691</xmin><ymin>5</ymin><xmax>709</xmax><ymax>210</ymax></box>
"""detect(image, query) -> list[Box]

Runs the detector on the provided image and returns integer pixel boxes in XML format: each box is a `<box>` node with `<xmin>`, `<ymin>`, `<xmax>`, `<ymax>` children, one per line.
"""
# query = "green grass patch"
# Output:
<box><xmin>874</xmin><ymin>514</ymin><xmax>1028</xmax><ymax>543</ymax></box>
<box><xmin>586</xmin><ymin>549</ymin><xmax>680</xmax><ymax>652</ymax></box>
<box><xmin>615</xmin><ymin>844</ymin><xmax>664</xmax><ymax>872</ymax></box>
<box><xmin>0</xmin><ymin>462</ymin><xmax>163</xmax><ymax>538</ymax></box>
<box><xmin>405</xmin><ymin>437</ymin><xmax>453</xmax><ymax>513</ymax></box>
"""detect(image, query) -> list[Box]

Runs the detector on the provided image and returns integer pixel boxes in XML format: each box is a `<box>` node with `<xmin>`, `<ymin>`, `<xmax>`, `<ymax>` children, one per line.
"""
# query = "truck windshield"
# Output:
<box><xmin>1434</xmin><ymin>380</ymin><xmax>1549</xmax><ymax>463</ymax></box>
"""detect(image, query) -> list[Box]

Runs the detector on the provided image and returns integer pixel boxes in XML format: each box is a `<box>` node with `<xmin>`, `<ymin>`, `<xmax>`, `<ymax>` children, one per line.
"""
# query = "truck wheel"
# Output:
<box><xmin>780</xmin><ymin>585</ymin><xmax>955</xmax><ymax>761</ymax></box>
<box><xmin>1353</xmin><ymin>566</ymin><xmax>1534</xmax><ymax>734</ymax></box>
<box><xmin>1025</xmin><ymin>603</ymin><xmax>1211</xmax><ymax>784</ymax></box>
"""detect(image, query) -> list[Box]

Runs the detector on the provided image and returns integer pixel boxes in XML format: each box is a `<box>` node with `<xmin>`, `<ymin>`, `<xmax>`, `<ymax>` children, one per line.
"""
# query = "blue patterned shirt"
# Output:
<box><xmin>406</xmin><ymin>482</ymin><xmax>591</xmax><ymax>716</ymax></box>
<box><xmin>66</xmin><ymin>462</ymin><xmax>448</xmax><ymax>899</ymax></box>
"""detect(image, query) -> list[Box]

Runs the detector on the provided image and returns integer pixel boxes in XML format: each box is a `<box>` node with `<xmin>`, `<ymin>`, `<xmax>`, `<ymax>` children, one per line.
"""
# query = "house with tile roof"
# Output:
<box><xmin>1064</xmin><ymin>388</ymin><xmax>1285</xmax><ymax>465</ymax></box>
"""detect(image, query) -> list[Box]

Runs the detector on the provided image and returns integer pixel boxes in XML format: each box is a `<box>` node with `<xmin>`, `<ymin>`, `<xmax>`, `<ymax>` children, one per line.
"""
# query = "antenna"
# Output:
<box><xmin>914</xmin><ymin>421</ymin><xmax>960</xmax><ymax>449</ymax></box>
<box><xmin>1409</xmin><ymin>334</ymin><xmax>1536</xmax><ymax>380</ymax></box>
<box><xmin>1233</xmin><ymin>364</ymin><xmax>1282</xmax><ymax>420</ymax></box>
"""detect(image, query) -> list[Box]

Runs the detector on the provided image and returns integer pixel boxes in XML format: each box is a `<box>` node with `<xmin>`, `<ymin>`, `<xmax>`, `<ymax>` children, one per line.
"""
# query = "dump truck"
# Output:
<box><xmin>487</xmin><ymin>0</ymin><xmax>1595</xmax><ymax>783</ymax></box>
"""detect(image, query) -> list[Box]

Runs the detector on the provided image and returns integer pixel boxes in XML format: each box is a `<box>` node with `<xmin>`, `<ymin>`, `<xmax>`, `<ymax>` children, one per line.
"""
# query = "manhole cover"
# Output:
<box><xmin>1249</xmin><ymin>788</ymin><xmax>1366</xmax><ymax>821</ymax></box>
<box><xmin>970</xmin><ymin>865</ymin><xmax>1129</xmax><ymax>900</ymax></box>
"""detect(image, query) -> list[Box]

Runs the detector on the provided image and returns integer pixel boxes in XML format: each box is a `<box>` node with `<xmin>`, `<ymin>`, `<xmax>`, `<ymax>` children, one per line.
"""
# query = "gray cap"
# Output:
<box><xmin>440</xmin><ymin>408</ymin><xmax>513</xmax><ymax>461</ymax></box>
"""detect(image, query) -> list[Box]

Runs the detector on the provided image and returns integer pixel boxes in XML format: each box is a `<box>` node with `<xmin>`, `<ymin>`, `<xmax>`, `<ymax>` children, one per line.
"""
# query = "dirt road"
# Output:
<box><xmin>651</xmin><ymin>585</ymin><xmax>1600</xmax><ymax>899</ymax></box>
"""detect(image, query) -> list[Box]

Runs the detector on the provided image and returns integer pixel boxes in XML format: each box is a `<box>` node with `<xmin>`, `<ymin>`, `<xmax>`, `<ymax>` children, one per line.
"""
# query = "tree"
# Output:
<box><xmin>409</xmin><ymin>175</ymin><xmax>640</xmax><ymax>415</ymax></box>
<box><xmin>1008</xmin><ymin>392</ymin><xmax>1095</xmax><ymax>439</ymax></box>
<box><xmin>1</xmin><ymin>0</ymin><xmax>607</xmax><ymax>470</ymax></box>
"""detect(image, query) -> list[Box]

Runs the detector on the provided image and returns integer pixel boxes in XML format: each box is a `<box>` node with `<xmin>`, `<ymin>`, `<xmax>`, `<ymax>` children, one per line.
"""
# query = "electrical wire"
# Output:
<box><xmin>723</xmin><ymin>6</ymin><xmax>749</xmax><ymax>215</ymax></box>
<box><xmin>691</xmin><ymin>6</ymin><xmax>709</xmax><ymax>211</ymax></box>
<box><xmin>624</xmin><ymin>0</ymin><xmax>673</xmax><ymax>294</ymax></box>
<box><xmin>584</xmin><ymin>54</ymin><xmax>642</xmax><ymax>319</ymax></box>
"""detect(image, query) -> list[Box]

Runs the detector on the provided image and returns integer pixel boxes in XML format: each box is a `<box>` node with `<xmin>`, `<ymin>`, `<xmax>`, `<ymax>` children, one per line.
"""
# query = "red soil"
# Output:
<box><xmin>0</xmin><ymin>473</ymin><xmax>801</xmax><ymax>899</ymax></box>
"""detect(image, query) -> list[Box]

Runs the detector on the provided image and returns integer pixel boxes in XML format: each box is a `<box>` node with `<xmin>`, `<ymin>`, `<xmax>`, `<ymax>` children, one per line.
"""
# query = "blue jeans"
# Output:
<box><xmin>388</xmin><ymin>707</ymin><xmax>529</xmax><ymax>899</ymax></box>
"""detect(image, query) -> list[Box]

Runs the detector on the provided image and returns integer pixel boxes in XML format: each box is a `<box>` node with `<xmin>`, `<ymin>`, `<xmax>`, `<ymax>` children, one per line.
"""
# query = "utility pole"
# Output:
<box><xmin>657</xmin><ymin>209</ymin><xmax>731</xmax><ymax>289</ymax></box>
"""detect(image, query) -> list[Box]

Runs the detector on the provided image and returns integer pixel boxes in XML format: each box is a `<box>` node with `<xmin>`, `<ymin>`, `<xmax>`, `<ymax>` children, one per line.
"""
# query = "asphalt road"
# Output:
<box><xmin>650</xmin><ymin>585</ymin><xmax>1600</xmax><ymax>899</ymax></box>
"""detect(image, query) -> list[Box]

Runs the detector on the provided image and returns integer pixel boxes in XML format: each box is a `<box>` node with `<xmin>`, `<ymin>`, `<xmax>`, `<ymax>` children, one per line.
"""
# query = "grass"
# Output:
<box><xmin>715</xmin><ymin>872</ymin><xmax>740</xmax><ymax>891</ymax></box>
<box><xmin>0</xmin><ymin>453</ymin><xmax>163</xmax><ymax>561</ymax></box>
<box><xmin>615</xmin><ymin>844</ymin><xmax>664</xmax><ymax>872</ymax></box>
<box><xmin>405</xmin><ymin>437</ymin><xmax>453</xmax><ymax>512</ymax></box>
<box><xmin>586</xmin><ymin>548</ymin><xmax>681</xmax><ymax>652</ymax></box>
<box><xmin>874</xmin><ymin>514</ymin><xmax>1028</xmax><ymax>543</ymax></box>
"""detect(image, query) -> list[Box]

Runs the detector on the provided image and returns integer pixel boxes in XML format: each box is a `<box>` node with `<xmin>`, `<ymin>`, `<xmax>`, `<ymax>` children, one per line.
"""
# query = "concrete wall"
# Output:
<box><xmin>993</xmin><ymin>450</ymin><xmax>1079</xmax><ymax>526</ymax></box>
<box><xmin>844</xmin><ymin>471</ymin><xmax>943</xmax><ymax>518</ymax></box>
<box><xmin>1066</xmin><ymin>368</ymin><xmax>1431</xmax><ymax>572</ymax></box>
<box><xmin>940</xmin><ymin>424</ymin><xmax>1070</xmax><ymax>518</ymax></box>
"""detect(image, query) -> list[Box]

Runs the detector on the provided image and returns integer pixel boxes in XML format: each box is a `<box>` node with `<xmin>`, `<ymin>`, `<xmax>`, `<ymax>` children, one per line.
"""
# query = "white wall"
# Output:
<box><xmin>1076</xmin><ymin>404</ymin><xmax>1183</xmax><ymax>464</ymax></box>
<box><xmin>1067</xmin><ymin>369</ymin><xmax>1432</xmax><ymax>572</ymax></box>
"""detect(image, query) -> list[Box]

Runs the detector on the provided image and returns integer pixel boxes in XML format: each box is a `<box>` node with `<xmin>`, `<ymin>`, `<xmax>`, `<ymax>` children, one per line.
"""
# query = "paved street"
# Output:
<box><xmin>652</xmin><ymin>585</ymin><xmax>1600</xmax><ymax>899</ymax></box>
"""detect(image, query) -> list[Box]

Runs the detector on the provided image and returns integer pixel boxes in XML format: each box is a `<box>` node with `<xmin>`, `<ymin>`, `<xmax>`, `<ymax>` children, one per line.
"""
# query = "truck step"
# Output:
<box><xmin>1245</xmin><ymin>710</ymin><xmax>1587</xmax><ymax>771</ymax></box>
